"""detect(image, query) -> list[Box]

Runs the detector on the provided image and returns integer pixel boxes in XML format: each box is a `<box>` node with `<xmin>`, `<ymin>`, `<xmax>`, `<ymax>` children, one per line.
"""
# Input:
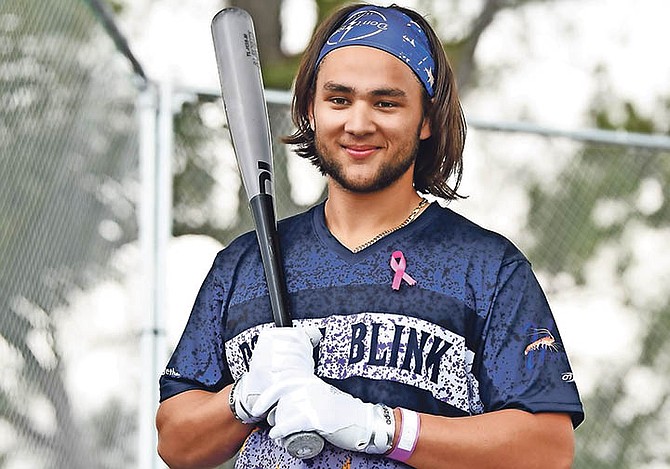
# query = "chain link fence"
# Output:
<box><xmin>456</xmin><ymin>125</ymin><xmax>670</xmax><ymax>469</ymax></box>
<box><xmin>2</xmin><ymin>1</ymin><xmax>670</xmax><ymax>468</ymax></box>
<box><xmin>0</xmin><ymin>0</ymin><xmax>140</xmax><ymax>467</ymax></box>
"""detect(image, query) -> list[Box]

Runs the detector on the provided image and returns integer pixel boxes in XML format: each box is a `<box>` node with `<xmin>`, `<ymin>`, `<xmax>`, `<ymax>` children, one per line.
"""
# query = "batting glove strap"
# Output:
<box><xmin>229</xmin><ymin>376</ymin><xmax>263</xmax><ymax>424</ymax></box>
<box><xmin>363</xmin><ymin>404</ymin><xmax>396</xmax><ymax>454</ymax></box>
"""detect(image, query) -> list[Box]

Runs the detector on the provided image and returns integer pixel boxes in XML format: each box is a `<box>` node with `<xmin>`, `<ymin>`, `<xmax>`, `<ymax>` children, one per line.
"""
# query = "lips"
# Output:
<box><xmin>342</xmin><ymin>144</ymin><xmax>379</xmax><ymax>159</ymax></box>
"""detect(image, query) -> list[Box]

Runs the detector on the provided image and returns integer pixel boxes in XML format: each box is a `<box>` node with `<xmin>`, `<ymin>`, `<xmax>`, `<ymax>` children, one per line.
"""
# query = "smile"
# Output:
<box><xmin>342</xmin><ymin>144</ymin><xmax>380</xmax><ymax>159</ymax></box>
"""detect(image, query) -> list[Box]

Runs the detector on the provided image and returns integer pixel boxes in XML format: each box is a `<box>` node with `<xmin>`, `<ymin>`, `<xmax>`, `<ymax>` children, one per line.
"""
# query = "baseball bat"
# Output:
<box><xmin>211</xmin><ymin>7</ymin><xmax>325</xmax><ymax>460</ymax></box>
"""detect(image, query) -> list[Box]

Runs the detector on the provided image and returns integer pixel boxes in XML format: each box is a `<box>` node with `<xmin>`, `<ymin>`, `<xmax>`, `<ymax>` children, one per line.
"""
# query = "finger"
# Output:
<box><xmin>250</xmin><ymin>377</ymin><xmax>313</xmax><ymax>416</ymax></box>
<box><xmin>268</xmin><ymin>410</ymin><xmax>315</xmax><ymax>442</ymax></box>
<box><xmin>266</xmin><ymin>406</ymin><xmax>277</xmax><ymax>426</ymax></box>
<box><xmin>255</xmin><ymin>327</ymin><xmax>318</xmax><ymax>355</ymax></box>
<box><xmin>301</xmin><ymin>325</ymin><xmax>323</xmax><ymax>348</ymax></box>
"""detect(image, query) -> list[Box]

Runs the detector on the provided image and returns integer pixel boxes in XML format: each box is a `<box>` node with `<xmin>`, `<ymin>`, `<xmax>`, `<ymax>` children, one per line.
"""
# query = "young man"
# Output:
<box><xmin>156</xmin><ymin>4</ymin><xmax>584</xmax><ymax>468</ymax></box>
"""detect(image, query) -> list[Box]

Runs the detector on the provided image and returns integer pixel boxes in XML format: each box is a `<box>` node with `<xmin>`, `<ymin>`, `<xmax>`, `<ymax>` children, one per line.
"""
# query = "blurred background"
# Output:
<box><xmin>1</xmin><ymin>0</ymin><xmax>669</xmax><ymax>468</ymax></box>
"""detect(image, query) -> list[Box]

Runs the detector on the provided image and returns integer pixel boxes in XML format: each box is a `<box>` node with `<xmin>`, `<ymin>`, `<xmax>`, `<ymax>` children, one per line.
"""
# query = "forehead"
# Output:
<box><xmin>315</xmin><ymin>46</ymin><xmax>424</xmax><ymax>94</ymax></box>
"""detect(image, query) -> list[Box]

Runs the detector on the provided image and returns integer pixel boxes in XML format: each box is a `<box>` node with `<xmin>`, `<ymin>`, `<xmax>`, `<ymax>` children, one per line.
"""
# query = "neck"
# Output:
<box><xmin>324</xmin><ymin>179</ymin><xmax>424</xmax><ymax>251</ymax></box>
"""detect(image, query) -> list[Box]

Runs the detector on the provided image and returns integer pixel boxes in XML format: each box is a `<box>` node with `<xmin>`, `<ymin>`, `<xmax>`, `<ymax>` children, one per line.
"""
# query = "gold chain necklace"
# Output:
<box><xmin>351</xmin><ymin>198</ymin><xmax>429</xmax><ymax>253</ymax></box>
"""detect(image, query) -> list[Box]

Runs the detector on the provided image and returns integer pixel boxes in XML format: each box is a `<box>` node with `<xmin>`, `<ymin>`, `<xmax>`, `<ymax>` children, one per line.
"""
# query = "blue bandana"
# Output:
<box><xmin>316</xmin><ymin>6</ymin><xmax>436</xmax><ymax>97</ymax></box>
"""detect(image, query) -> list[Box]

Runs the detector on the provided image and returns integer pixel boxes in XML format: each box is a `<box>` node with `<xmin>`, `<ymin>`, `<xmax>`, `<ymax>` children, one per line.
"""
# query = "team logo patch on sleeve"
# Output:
<box><xmin>523</xmin><ymin>326</ymin><xmax>562</xmax><ymax>371</ymax></box>
<box><xmin>524</xmin><ymin>327</ymin><xmax>561</xmax><ymax>356</ymax></box>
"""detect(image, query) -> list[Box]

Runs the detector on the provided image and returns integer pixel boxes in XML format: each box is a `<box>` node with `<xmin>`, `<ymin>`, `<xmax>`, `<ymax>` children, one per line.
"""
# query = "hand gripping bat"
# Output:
<box><xmin>211</xmin><ymin>7</ymin><xmax>325</xmax><ymax>460</ymax></box>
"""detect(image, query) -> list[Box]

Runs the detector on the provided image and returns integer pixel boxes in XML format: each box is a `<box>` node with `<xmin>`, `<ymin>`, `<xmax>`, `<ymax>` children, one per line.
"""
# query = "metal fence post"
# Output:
<box><xmin>138</xmin><ymin>81</ymin><xmax>172</xmax><ymax>469</ymax></box>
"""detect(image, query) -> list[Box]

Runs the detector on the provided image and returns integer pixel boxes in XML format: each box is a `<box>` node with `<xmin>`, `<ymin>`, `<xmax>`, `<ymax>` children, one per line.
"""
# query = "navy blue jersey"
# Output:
<box><xmin>160</xmin><ymin>202</ymin><xmax>584</xmax><ymax>468</ymax></box>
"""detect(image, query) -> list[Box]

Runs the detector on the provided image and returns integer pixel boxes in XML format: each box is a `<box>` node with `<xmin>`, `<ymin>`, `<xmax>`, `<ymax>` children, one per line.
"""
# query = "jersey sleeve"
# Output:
<box><xmin>475</xmin><ymin>251</ymin><xmax>584</xmax><ymax>427</ymax></box>
<box><xmin>159</xmin><ymin>251</ymin><xmax>233</xmax><ymax>402</ymax></box>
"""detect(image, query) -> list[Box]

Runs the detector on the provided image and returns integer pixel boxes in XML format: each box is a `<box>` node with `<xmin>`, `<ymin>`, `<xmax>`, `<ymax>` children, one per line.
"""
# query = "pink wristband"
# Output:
<box><xmin>387</xmin><ymin>408</ymin><xmax>420</xmax><ymax>462</ymax></box>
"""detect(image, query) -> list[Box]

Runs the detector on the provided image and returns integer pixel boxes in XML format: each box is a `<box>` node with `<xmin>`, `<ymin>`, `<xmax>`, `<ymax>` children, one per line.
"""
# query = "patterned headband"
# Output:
<box><xmin>316</xmin><ymin>6</ymin><xmax>436</xmax><ymax>97</ymax></box>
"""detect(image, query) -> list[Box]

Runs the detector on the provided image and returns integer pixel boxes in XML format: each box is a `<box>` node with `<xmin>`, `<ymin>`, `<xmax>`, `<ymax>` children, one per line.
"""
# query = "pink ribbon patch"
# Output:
<box><xmin>390</xmin><ymin>250</ymin><xmax>417</xmax><ymax>290</ymax></box>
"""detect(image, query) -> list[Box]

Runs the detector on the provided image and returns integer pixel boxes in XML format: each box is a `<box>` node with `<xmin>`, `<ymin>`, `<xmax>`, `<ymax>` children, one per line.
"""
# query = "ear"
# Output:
<box><xmin>308</xmin><ymin>102</ymin><xmax>315</xmax><ymax>130</ymax></box>
<box><xmin>419</xmin><ymin>115</ymin><xmax>431</xmax><ymax>140</ymax></box>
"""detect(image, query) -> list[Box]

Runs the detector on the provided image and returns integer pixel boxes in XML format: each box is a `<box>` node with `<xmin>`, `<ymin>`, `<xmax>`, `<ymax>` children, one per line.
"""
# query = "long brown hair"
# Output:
<box><xmin>283</xmin><ymin>3</ymin><xmax>466</xmax><ymax>200</ymax></box>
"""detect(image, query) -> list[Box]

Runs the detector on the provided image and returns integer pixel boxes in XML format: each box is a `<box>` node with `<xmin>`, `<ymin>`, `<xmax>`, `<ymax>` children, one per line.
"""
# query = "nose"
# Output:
<box><xmin>344</xmin><ymin>102</ymin><xmax>375</xmax><ymax>136</ymax></box>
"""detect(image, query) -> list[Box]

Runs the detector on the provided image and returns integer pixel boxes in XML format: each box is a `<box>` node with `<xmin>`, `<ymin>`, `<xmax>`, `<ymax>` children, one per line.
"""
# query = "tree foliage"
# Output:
<box><xmin>526</xmin><ymin>81</ymin><xmax>670</xmax><ymax>466</ymax></box>
<box><xmin>0</xmin><ymin>0</ymin><xmax>138</xmax><ymax>466</ymax></box>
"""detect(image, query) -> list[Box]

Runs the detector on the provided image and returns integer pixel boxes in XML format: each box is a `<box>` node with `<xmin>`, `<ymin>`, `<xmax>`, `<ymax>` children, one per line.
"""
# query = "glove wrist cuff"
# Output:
<box><xmin>229</xmin><ymin>377</ymin><xmax>262</xmax><ymax>424</ymax></box>
<box><xmin>363</xmin><ymin>404</ymin><xmax>395</xmax><ymax>454</ymax></box>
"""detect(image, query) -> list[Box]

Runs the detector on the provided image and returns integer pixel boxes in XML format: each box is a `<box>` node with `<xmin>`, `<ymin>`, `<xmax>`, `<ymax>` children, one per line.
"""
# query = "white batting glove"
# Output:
<box><xmin>230</xmin><ymin>326</ymin><xmax>322</xmax><ymax>424</ymax></box>
<box><xmin>267</xmin><ymin>377</ymin><xmax>395</xmax><ymax>454</ymax></box>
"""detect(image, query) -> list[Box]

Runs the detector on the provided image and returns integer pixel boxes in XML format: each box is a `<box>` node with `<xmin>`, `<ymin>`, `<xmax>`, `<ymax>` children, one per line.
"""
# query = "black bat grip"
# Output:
<box><xmin>249</xmin><ymin>194</ymin><xmax>292</xmax><ymax>327</ymax></box>
<box><xmin>248</xmin><ymin>194</ymin><xmax>325</xmax><ymax>459</ymax></box>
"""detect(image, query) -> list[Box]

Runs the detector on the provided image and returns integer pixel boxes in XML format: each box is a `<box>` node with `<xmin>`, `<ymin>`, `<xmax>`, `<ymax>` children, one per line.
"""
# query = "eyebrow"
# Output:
<box><xmin>322</xmin><ymin>81</ymin><xmax>407</xmax><ymax>98</ymax></box>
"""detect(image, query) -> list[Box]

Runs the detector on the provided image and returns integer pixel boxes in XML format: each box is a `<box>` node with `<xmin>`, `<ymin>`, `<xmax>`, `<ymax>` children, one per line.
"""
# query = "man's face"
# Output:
<box><xmin>310</xmin><ymin>46</ymin><xmax>431</xmax><ymax>194</ymax></box>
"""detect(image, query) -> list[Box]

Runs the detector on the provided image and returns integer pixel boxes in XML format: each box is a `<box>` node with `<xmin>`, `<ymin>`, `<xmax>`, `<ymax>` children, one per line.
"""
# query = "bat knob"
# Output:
<box><xmin>284</xmin><ymin>431</ymin><xmax>325</xmax><ymax>459</ymax></box>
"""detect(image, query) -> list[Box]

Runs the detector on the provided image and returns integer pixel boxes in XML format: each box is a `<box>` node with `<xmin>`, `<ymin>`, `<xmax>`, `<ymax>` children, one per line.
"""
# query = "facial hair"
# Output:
<box><xmin>314</xmin><ymin>124</ymin><xmax>423</xmax><ymax>194</ymax></box>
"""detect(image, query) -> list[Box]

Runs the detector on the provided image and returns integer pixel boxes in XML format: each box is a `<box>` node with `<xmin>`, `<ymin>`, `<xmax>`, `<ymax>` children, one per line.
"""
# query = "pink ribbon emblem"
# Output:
<box><xmin>390</xmin><ymin>250</ymin><xmax>417</xmax><ymax>290</ymax></box>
